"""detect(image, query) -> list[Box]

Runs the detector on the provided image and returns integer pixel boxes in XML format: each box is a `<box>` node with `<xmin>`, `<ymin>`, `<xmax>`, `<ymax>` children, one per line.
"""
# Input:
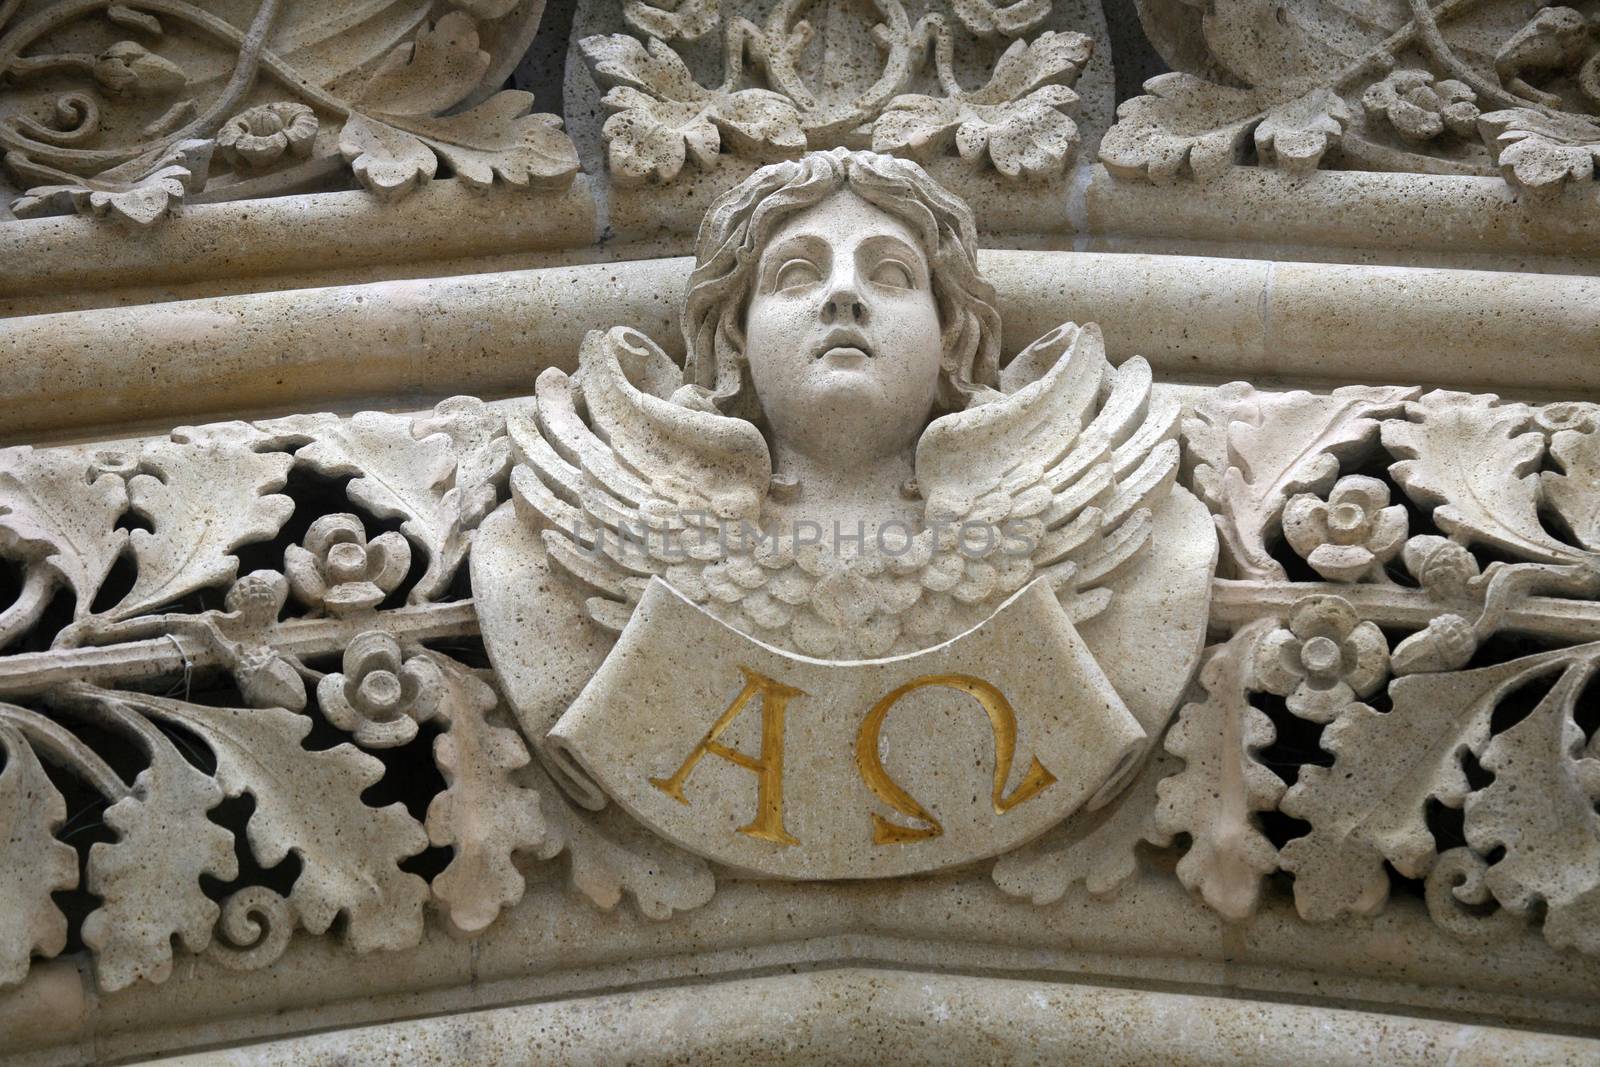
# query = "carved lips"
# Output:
<box><xmin>815</xmin><ymin>326</ymin><xmax>873</xmax><ymax>367</ymax></box>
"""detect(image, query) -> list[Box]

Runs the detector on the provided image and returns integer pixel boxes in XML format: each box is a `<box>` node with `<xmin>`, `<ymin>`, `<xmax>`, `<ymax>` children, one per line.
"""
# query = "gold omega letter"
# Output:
<box><xmin>854</xmin><ymin>673</ymin><xmax>1057</xmax><ymax>845</ymax></box>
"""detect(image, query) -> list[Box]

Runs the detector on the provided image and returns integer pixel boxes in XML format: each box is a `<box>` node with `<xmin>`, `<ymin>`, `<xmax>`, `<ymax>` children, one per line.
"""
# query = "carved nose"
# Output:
<box><xmin>821</xmin><ymin>290</ymin><xmax>866</xmax><ymax>325</ymax></box>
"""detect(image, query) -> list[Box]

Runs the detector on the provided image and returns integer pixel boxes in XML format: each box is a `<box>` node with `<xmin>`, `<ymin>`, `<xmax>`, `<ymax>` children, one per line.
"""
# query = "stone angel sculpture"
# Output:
<box><xmin>474</xmin><ymin>149</ymin><xmax>1216</xmax><ymax>875</ymax></box>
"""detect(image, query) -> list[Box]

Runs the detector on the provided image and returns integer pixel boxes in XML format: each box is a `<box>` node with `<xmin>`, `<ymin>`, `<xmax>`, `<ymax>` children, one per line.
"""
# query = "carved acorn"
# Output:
<box><xmin>1390</xmin><ymin>613</ymin><xmax>1477</xmax><ymax>676</ymax></box>
<box><xmin>285</xmin><ymin>514</ymin><xmax>411</xmax><ymax>616</ymax></box>
<box><xmin>1401</xmin><ymin>535</ymin><xmax>1481</xmax><ymax>599</ymax></box>
<box><xmin>235</xmin><ymin>646</ymin><xmax>307</xmax><ymax>712</ymax></box>
<box><xmin>223</xmin><ymin>571</ymin><xmax>306</xmax><ymax>712</ymax></box>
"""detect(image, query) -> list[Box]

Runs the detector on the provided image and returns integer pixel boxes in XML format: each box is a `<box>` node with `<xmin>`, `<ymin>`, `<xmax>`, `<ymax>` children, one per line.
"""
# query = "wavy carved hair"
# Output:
<box><xmin>680</xmin><ymin>149</ymin><xmax>1003</xmax><ymax>422</ymax></box>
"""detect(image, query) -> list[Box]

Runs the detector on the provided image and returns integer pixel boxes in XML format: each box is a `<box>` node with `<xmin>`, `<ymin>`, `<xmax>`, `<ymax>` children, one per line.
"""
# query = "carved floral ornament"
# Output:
<box><xmin>1101</xmin><ymin>0</ymin><xmax>1600</xmax><ymax>198</ymax></box>
<box><xmin>2</xmin><ymin>151</ymin><xmax>1600</xmax><ymax>1001</ymax></box>
<box><xmin>0</xmin><ymin>1</ymin><xmax>579</xmax><ymax>226</ymax></box>
<box><xmin>580</xmin><ymin>0</ymin><xmax>1099</xmax><ymax>184</ymax></box>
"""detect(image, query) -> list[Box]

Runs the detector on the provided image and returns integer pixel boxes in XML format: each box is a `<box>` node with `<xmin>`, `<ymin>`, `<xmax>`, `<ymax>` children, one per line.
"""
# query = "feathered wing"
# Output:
<box><xmin>509</xmin><ymin>326</ymin><xmax>771</xmax><ymax>634</ymax></box>
<box><xmin>511</xmin><ymin>321</ymin><xmax>1176</xmax><ymax>659</ymax></box>
<box><xmin>915</xmin><ymin>322</ymin><xmax>1181</xmax><ymax>627</ymax></box>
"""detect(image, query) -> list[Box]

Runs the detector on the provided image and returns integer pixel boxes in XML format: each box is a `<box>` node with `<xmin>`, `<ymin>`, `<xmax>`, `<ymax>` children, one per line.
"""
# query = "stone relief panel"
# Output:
<box><xmin>563</xmin><ymin>0</ymin><xmax>1115</xmax><ymax>234</ymax></box>
<box><xmin>0</xmin><ymin>0</ymin><xmax>579</xmax><ymax>226</ymax></box>
<box><xmin>1105</xmin><ymin>0</ymin><xmax>1600</xmax><ymax>198</ymax></box>
<box><xmin>1</xmin><ymin>148</ymin><xmax>1598</xmax><ymax>1013</ymax></box>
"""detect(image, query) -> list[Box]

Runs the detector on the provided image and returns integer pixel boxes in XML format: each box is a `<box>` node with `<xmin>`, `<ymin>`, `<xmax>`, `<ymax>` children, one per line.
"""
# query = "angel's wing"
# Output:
<box><xmin>915</xmin><ymin>322</ymin><xmax>1180</xmax><ymax>623</ymax></box>
<box><xmin>508</xmin><ymin>326</ymin><xmax>772</xmax><ymax>633</ymax></box>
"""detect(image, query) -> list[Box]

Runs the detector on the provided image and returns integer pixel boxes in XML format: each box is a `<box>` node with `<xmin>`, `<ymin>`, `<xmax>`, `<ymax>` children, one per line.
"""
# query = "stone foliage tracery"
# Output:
<box><xmin>2</xmin><ymin>375</ymin><xmax>1600</xmax><ymax>991</ymax></box>
<box><xmin>576</xmin><ymin>0</ymin><xmax>1098</xmax><ymax>184</ymax></box>
<box><xmin>0</xmin><ymin>0</ymin><xmax>578</xmax><ymax>225</ymax></box>
<box><xmin>0</xmin><ymin>6</ymin><xmax>1598</xmax><ymax>1055</ymax></box>
<box><xmin>999</xmin><ymin>385</ymin><xmax>1600</xmax><ymax>954</ymax></box>
<box><xmin>1103</xmin><ymin>0</ymin><xmax>1600</xmax><ymax>197</ymax></box>
<box><xmin>0</xmin><ymin>397</ymin><xmax>716</xmax><ymax>994</ymax></box>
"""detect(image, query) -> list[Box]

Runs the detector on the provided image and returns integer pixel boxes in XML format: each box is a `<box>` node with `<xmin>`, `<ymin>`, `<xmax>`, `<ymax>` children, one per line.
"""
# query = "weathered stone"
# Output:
<box><xmin>4</xmin><ymin>4</ymin><xmax>1600</xmax><ymax>1062</ymax></box>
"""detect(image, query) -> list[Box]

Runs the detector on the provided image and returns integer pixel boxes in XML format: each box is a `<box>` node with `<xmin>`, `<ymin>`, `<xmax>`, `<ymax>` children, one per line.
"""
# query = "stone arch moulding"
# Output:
<box><xmin>1</xmin><ymin>2</ymin><xmax>1599</xmax><ymax>1066</ymax></box>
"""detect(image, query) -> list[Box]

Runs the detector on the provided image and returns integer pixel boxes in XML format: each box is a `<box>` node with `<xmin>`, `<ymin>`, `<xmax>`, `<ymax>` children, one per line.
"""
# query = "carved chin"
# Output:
<box><xmin>789</xmin><ymin>367</ymin><xmax>934</xmax><ymax>427</ymax></box>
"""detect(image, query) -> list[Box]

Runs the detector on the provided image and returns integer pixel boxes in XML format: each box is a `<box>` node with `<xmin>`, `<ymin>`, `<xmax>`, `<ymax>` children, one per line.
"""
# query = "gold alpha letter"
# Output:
<box><xmin>649</xmin><ymin>666</ymin><xmax>805</xmax><ymax>847</ymax></box>
<box><xmin>854</xmin><ymin>673</ymin><xmax>1058</xmax><ymax>845</ymax></box>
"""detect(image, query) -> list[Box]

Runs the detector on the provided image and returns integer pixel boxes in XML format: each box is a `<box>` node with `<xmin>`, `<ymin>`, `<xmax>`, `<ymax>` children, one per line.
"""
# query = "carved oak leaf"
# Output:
<box><xmin>876</xmin><ymin>87</ymin><xmax>1081</xmax><ymax>179</ymax></box>
<box><xmin>950</xmin><ymin>0</ymin><xmax>1052</xmax><ymax>39</ymax></box>
<box><xmin>0</xmin><ymin>446</ymin><xmax>128</xmax><ymax>649</ymax></box>
<box><xmin>1543</xmin><ymin>427</ymin><xmax>1600</xmax><ymax>551</ymax></box>
<box><xmin>266</xmin><ymin>411</ymin><xmax>467</xmax><ymax>603</ymax></box>
<box><xmin>339</xmin><ymin>113</ymin><xmax>438</xmax><ymax>202</ymax></box>
<box><xmin>82</xmin><ymin>721</ymin><xmax>236</xmax><ymax>992</ymax></box>
<box><xmin>391</xmin><ymin>91</ymin><xmax>580</xmax><ymax>191</ymax></box>
<box><xmin>1275</xmin><ymin>653</ymin><xmax>1559</xmax><ymax>923</ymax></box>
<box><xmin>1150</xmin><ymin>622</ymin><xmax>1284</xmax><ymax>921</ymax></box>
<box><xmin>95</xmin><ymin>423</ymin><xmax>293</xmax><ymax>627</ymax></box>
<box><xmin>958</xmin><ymin>90</ymin><xmax>1081</xmax><ymax>179</ymax></box>
<box><xmin>417</xmin><ymin>652</ymin><xmax>553</xmax><ymax>934</ymax></box>
<box><xmin>529</xmin><ymin>763</ymin><xmax>714</xmax><ymax>920</ymax></box>
<box><xmin>412</xmin><ymin>396</ymin><xmax>515</xmax><ymax>533</ymax></box>
<box><xmin>624</xmin><ymin>0</ymin><xmax>720</xmax><ymax>42</ymax></box>
<box><xmin>1253</xmin><ymin>88</ymin><xmax>1352</xmax><ymax>176</ymax></box>
<box><xmin>126</xmin><ymin>692</ymin><xmax>429</xmax><ymax>953</ymax></box>
<box><xmin>1478</xmin><ymin>108</ymin><xmax>1600</xmax><ymax>198</ymax></box>
<box><xmin>1100</xmin><ymin>74</ymin><xmax>1262</xmax><ymax>183</ymax></box>
<box><xmin>599</xmin><ymin>87</ymin><xmax>719</xmax><ymax>182</ymax></box>
<box><xmin>356</xmin><ymin>11</ymin><xmax>490</xmax><ymax>117</ymax></box>
<box><xmin>1183</xmin><ymin>383</ymin><xmax>1416</xmax><ymax>580</ymax></box>
<box><xmin>973</xmin><ymin>30</ymin><xmax>1094</xmax><ymax>102</ymax></box>
<box><xmin>580</xmin><ymin>35</ymin><xmax>804</xmax><ymax>184</ymax></box>
<box><xmin>992</xmin><ymin>751</ymin><xmax>1175</xmax><ymax>904</ymax></box>
<box><xmin>1100</xmin><ymin>74</ymin><xmax>1349</xmax><ymax>184</ymax></box>
<box><xmin>709</xmin><ymin>90</ymin><xmax>809</xmax><ymax>159</ymax></box>
<box><xmin>875</xmin><ymin>33</ymin><xmax>1090</xmax><ymax>179</ymax></box>
<box><xmin>0</xmin><ymin>723</ymin><xmax>77</xmax><ymax>989</ymax></box>
<box><xmin>1465</xmin><ymin>658</ymin><xmax>1600</xmax><ymax>955</ymax></box>
<box><xmin>871</xmin><ymin>95</ymin><xmax>963</xmax><ymax>158</ymax></box>
<box><xmin>1384</xmin><ymin>391</ymin><xmax>1581</xmax><ymax>565</ymax></box>
<box><xmin>8</xmin><ymin>139</ymin><xmax>213</xmax><ymax>227</ymax></box>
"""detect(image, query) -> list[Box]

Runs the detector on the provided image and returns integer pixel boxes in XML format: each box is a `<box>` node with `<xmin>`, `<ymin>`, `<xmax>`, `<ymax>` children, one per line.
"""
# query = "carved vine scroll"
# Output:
<box><xmin>1106</xmin><ymin>0</ymin><xmax>1600</xmax><ymax>197</ymax></box>
<box><xmin>3</xmin><ymin>380</ymin><xmax>1600</xmax><ymax>992</ymax></box>
<box><xmin>0</xmin><ymin>1</ymin><xmax>578</xmax><ymax>225</ymax></box>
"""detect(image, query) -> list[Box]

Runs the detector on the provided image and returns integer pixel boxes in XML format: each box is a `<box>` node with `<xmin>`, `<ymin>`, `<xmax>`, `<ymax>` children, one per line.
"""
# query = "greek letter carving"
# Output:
<box><xmin>854</xmin><ymin>674</ymin><xmax>1058</xmax><ymax>845</ymax></box>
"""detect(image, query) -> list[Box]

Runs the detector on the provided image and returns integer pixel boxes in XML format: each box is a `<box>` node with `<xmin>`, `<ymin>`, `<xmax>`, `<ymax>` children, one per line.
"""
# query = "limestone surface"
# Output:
<box><xmin>3</xmin><ymin>4</ymin><xmax>1600</xmax><ymax>1061</ymax></box>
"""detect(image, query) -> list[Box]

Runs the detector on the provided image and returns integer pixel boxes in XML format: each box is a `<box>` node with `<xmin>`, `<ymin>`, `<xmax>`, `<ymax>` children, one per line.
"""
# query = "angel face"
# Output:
<box><xmin>743</xmin><ymin>189</ymin><xmax>944</xmax><ymax>468</ymax></box>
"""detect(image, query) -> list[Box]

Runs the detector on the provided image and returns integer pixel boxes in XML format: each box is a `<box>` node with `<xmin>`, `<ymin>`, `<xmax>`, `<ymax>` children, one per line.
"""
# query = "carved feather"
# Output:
<box><xmin>913</xmin><ymin>322</ymin><xmax>1176</xmax><ymax>626</ymax></box>
<box><xmin>514</xmin><ymin>328</ymin><xmax>773</xmax><ymax>632</ymax></box>
<box><xmin>512</xmin><ymin>320</ymin><xmax>1180</xmax><ymax>655</ymax></box>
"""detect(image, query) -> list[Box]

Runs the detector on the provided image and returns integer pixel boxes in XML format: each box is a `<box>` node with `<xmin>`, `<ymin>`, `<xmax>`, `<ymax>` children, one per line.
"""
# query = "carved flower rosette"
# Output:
<box><xmin>4</xmin><ymin>344</ymin><xmax>1600</xmax><ymax>998</ymax></box>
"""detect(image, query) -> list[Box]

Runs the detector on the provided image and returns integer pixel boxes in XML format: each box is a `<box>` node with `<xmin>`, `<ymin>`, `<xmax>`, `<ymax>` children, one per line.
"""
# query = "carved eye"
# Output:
<box><xmin>774</xmin><ymin>258</ymin><xmax>822</xmax><ymax>291</ymax></box>
<box><xmin>870</xmin><ymin>259</ymin><xmax>915</xmax><ymax>290</ymax></box>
